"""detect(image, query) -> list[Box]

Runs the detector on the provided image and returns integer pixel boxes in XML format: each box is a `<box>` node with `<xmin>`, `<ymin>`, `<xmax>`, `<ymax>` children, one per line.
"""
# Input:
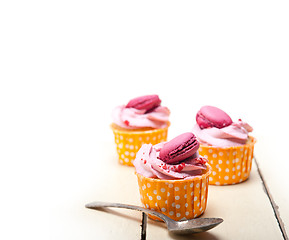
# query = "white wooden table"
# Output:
<box><xmin>1</xmin><ymin>1</ymin><xmax>289</xmax><ymax>239</ymax></box>
<box><xmin>47</xmin><ymin>140</ymin><xmax>288</xmax><ymax>240</ymax></box>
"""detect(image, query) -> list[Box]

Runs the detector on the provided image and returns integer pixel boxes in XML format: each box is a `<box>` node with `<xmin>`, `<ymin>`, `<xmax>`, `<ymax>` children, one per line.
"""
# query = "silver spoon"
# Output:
<box><xmin>85</xmin><ymin>201</ymin><xmax>223</xmax><ymax>234</ymax></box>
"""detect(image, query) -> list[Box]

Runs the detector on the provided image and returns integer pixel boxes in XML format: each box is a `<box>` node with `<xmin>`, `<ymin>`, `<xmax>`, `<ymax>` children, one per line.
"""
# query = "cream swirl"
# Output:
<box><xmin>112</xmin><ymin>105</ymin><xmax>170</xmax><ymax>129</ymax></box>
<box><xmin>133</xmin><ymin>143</ymin><xmax>208</xmax><ymax>180</ymax></box>
<box><xmin>192</xmin><ymin>120</ymin><xmax>253</xmax><ymax>147</ymax></box>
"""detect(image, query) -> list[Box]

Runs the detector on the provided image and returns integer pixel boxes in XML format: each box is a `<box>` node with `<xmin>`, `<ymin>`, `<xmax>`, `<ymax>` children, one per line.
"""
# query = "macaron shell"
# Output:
<box><xmin>159</xmin><ymin>132</ymin><xmax>199</xmax><ymax>164</ymax></box>
<box><xmin>126</xmin><ymin>95</ymin><xmax>161</xmax><ymax>112</ymax></box>
<box><xmin>196</xmin><ymin>106</ymin><xmax>233</xmax><ymax>129</ymax></box>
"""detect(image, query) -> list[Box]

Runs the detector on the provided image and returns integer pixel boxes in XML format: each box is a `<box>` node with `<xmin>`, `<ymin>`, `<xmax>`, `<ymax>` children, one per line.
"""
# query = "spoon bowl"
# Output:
<box><xmin>85</xmin><ymin>201</ymin><xmax>223</xmax><ymax>234</ymax></box>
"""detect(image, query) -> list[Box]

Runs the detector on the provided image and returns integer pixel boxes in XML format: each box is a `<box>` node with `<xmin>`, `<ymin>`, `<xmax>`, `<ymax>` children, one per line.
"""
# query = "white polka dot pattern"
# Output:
<box><xmin>198</xmin><ymin>137</ymin><xmax>256</xmax><ymax>185</ymax></box>
<box><xmin>111</xmin><ymin>124</ymin><xmax>169</xmax><ymax>166</ymax></box>
<box><xmin>136</xmin><ymin>166</ymin><xmax>211</xmax><ymax>221</ymax></box>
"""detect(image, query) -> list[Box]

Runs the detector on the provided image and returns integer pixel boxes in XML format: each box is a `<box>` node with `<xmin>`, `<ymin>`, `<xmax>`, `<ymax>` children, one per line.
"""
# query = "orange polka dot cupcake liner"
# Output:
<box><xmin>198</xmin><ymin>136</ymin><xmax>256</xmax><ymax>185</ymax></box>
<box><xmin>135</xmin><ymin>166</ymin><xmax>211</xmax><ymax>221</ymax></box>
<box><xmin>111</xmin><ymin>124</ymin><xmax>169</xmax><ymax>166</ymax></box>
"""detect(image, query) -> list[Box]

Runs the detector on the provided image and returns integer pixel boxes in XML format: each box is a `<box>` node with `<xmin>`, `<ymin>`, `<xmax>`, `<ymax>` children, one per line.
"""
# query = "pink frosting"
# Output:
<box><xmin>112</xmin><ymin>105</ymin><xmax>170</xmax><ymax>129</ymax></box>
<box><xmin>192</xmin><ymin>120</ymin><xmax>253</xmax><ymax>147</ymax></box>
<box><xmin>133</xmin><ymin>143</ymin><xmax>208</xmax><ymax>180</ymax></box>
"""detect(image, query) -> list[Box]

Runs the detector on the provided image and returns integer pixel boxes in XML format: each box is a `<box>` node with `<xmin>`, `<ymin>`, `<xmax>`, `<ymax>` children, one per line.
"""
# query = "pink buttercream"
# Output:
<box><xmin>112</xmin><ymin>105</ymin><xmax>170</xmax><ymax>129</ymax></box>
<box><xmin>133</xmin><ymin>143</ymin><xmax>208</xmax><ymax>180</ymax></box>
<box><xmin>192</xmin><ymin>120</ymin><xmax>253</xmax><ymax>147</ymax></box>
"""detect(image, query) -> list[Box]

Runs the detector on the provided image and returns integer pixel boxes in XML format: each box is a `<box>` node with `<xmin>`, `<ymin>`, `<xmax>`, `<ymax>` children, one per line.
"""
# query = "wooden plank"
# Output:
<box><xmin>255</xmin><ymin>157</ymin><xmax>288</xmax><ymax>240</ymax></box>
<box><xmin>67</xmin><ymin>142</ymin><xmax>283</xmax><ymax>239</ymax></box>
<box><xmin>48</xmin><ymin>142</ymin><xmax>143</xmax><ymax>239</ymax></box>
<box><xmin>145</xmin><ymin>160</ymin><xmax>284</xmax><ymax>240</ymax></box>
<box><xmin>254</xmin><ymin>136</ymin><xmax>289</xmax><ymax>240</ymax></box>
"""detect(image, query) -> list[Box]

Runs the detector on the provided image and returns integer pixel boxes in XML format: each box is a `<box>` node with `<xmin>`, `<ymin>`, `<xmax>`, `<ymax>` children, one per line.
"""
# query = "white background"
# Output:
<box><xmin>1</xmin><ymin>0</ymin><xmax>289</xmax><ymax>239</ymax></box>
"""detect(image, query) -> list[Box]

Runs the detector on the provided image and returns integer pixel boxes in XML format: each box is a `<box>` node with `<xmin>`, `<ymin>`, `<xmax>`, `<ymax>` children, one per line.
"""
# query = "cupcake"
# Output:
<box><xmin>134</xmin><ymin>132</ymin><xmax>211</xmax><ymax>221</ymax></box>
<box><xmin>111</xmin><ymin>95</ymin><xmax>170</xmax><ymax>166</ymax></box>
<box><xmin>192</xmin><ymin>105</ymin><xmax>256</xmax><ymax>185</ymax></box>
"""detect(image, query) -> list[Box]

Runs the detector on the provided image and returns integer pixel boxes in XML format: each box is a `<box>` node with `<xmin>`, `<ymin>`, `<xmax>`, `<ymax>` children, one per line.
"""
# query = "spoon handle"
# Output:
<box><xmin>85</xmin><ymin>201</ymin><xmax>170</xmax><ymax>223</ymax></box>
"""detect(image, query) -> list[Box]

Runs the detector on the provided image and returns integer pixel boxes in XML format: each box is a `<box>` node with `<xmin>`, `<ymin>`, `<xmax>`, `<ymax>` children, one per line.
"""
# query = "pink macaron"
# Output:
<box><xmin>196</xmin><ymin>106</ymin><xmax>232</xmax><ymax>129</ymax></box>
<box><xmin>159</xmin><ymin>132</ymin><xmax>200</xmax><ymax>164</ymax></box>
<box><xmin>126</xmin><ymin>95</ymin><xmax>161</xmax><ymax>112</ymax></box>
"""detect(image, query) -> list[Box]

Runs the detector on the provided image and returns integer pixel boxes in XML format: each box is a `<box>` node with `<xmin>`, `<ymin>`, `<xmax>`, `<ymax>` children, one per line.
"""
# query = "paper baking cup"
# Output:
<box><xmin>136</xmin><ymin>166</ymin><xmax>211</xmax><ymax>221</ymax></box>
<box><xmin>198</xmin><ymin>137</ymin><xmax>256</xmax><ymax>185</ymax></box>
<box><xmin>111</xmin><ymin>124</ymin><xmax>169</xmax><ymax>166</ymax></box>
